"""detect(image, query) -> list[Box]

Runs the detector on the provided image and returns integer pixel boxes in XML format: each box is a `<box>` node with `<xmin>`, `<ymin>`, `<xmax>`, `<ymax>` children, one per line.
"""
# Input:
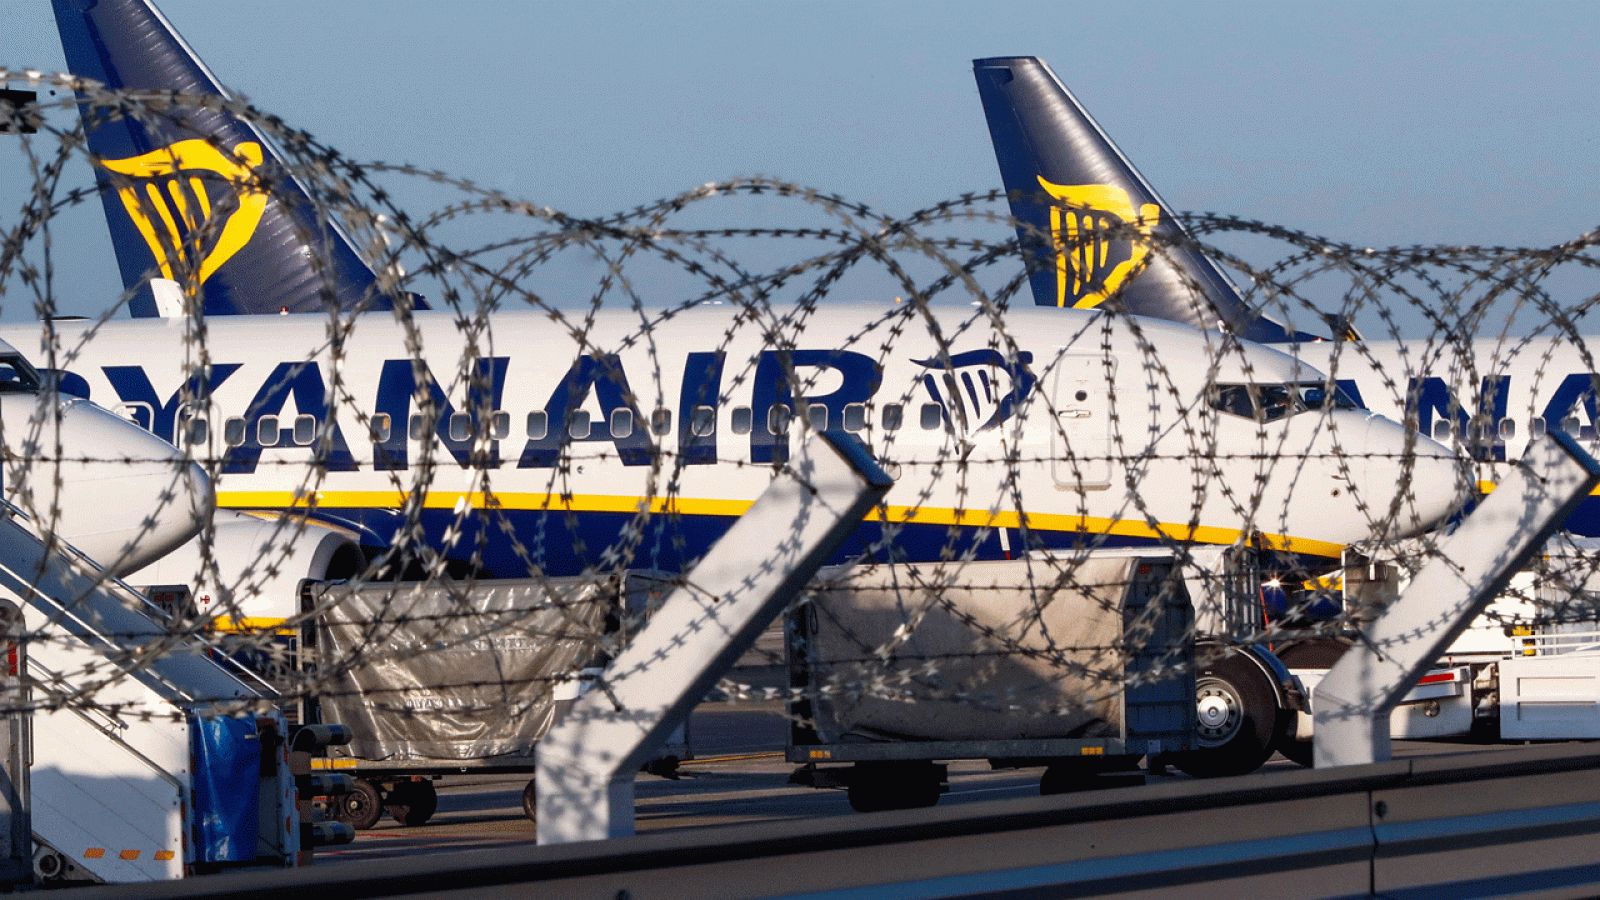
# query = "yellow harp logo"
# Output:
<box><xmin>1036</xmin><ymin>177</ymin><xmax>1160</xmax><ymax>309</ymax></box>
<box><xmin>97</xmin><ymin>140</ymin><xmax>268</xmax><ymax>287</ymax></box>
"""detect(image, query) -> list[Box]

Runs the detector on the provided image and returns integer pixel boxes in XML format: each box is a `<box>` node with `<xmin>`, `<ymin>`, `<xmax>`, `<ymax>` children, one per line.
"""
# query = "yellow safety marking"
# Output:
<box><xmin>119</xmin><ymin>849</ymin><xmax>140</xmax><ymax>861</ymax></box>
<box><xmin>216</xmin><ymin>490</ymin><xmax>1346</xmax><ymax>559</ymax></box>
<box><xmin>809</xmin><ymin>750</ymin><xmax>832</xmax><ymax>759</ymax></box>
<box><xmin>311</xmin><ymin>758</ymin><xmax>359</xmax><ymax>770</ymax></box>
<box><xmin>1080</xmin><ymin>747</ymin><xmax>1105</xmax><ymax>756</ymax></box>
<box><xmin>154</xmin><ymin>851</ymin><xmax>174</xmax><ymax>861</ymax></box>
<box><xmin>83</xmin><ymin>848</ymin><xmax>104</xmax><ymax>859</ymax></box>
<box><xmin>208</xmin><ymin>616</ymin><xmax>293</xmax><ymax>635</ymax></box>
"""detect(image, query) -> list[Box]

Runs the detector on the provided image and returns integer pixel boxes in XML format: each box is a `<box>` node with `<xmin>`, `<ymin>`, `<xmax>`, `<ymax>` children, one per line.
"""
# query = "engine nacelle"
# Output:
<box><xmin>127</xmin><ymin>509</ymin><xmax>365</xmax><ymax>627</ymax></box>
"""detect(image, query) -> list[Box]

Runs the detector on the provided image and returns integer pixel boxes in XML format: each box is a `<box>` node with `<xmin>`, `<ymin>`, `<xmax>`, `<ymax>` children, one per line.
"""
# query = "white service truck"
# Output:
<box><xmin>1281</xmin><ymin>536</ymin><xmax>1600</xmax><ymax>759</ymax></box>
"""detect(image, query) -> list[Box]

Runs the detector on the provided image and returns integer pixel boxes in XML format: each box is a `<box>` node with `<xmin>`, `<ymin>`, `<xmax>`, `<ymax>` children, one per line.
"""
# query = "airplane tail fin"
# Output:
<box><xmin>973</xmin><ymin>56</ymin><xmax>1321</xmax><ymax>342</ymax></box>
<box><xmin>53</xmin><ymin>0</ymin><xmax>400</xmax><ymax>316</ymax></box>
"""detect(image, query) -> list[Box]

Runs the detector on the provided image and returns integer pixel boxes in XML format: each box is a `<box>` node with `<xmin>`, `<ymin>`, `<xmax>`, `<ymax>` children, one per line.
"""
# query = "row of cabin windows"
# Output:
<box><xmin>1432</xmin><ymin>415</ymin><xmax>1598</xmax><ymax>442</ymax></box>
<box><xmin>195</xmin><ymin>402</ymin><xmax>953</xmax><ymax>448</ymax></box>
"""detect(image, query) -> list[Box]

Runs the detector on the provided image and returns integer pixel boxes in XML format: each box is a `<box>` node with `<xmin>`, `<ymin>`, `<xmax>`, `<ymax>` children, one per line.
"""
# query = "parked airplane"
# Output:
<box><xmin>27</xmin><ymin>1</ymin><xmax>1475</xmax><ymax>782</ymax></box>
<box><xmin>973</xmin><ymin>55</ymin><xmax>1600</xmax><ymax>533</ymax></box>
<box><xmin>26</xmin><ymin>1</ymin><xmax>1464</xmax><ymax>608</ymax></box>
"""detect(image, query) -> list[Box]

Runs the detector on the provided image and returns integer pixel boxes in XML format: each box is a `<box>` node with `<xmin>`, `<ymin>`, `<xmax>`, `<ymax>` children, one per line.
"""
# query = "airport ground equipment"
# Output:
<box><xmin>0</xmin><ymin>502</ymin><xmax>342</xmax><ymax>884</ymax></box>
<box><xmin>293</xmin><ymin>569</ymin><xmax>678</xmax><ymax>830</ymax></box>
<box><xmin>1314</xmin><ymin>431</ymin><xmax>1600</xmax><ymax>766</ymax></box>
<box><xmin>787</xmin><ymin>550</ymin><xmax>1196</xmax><ymax>810</ymax></box>
<box><xmin>1286</xmin><ymin>541</ymin><xmax>1600</xmax><ymax>752</ymax></box>
<box><xmin>537</xmin><ymin>431</ymin><xmax>892</xmax><ymax>844</ymax></box>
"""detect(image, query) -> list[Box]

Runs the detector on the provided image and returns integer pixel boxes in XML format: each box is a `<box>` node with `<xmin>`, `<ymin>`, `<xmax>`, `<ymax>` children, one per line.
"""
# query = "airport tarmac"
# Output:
<box><xmin>315</xmin><ymin>701</ymin><xmax>1517</xmax><ymax>866</ymax></box>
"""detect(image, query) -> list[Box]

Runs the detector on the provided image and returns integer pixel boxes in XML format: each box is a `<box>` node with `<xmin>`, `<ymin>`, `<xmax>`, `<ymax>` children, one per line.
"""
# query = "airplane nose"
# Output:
<box><xmin>6</xmin><ymin>397</ymin><xmax>209</xmax><ymax>576</ymax></box>
<box><xmin>1363</xmin><ymin>415</ymin><xmax>1463</xmax><ymax>538</ymax></box>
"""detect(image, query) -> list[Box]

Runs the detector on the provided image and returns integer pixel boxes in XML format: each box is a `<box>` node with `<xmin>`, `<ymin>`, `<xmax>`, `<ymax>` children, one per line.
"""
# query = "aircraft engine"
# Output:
<box><xmin>126</xmin><ymin>509</ymin><xmax>365</xmax><ymax>627</ymax></box>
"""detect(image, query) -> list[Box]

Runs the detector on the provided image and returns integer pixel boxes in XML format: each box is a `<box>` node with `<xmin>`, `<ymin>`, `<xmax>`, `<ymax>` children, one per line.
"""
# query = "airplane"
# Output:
<box><xmin>972</xmin><ymin>55</ymin><xmax>1600</xmax><ymax>536</ymax></box>
<box><xmin>27</xmin><ymin>0</ymin><xmax>1462</xmax><ymax>601</ymax></box>
<box><xmin>17</xmin><ymin>1</ymin><xmax>1480</xmax><ymax>786</ymax></box>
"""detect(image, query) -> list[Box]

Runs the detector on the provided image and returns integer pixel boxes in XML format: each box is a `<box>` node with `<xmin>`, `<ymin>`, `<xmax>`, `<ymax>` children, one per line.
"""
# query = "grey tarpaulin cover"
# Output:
<box><xmin>308</xmin><ymin>577</ymin><xmax>613</xmax><ymax>761</ymax></box>
<box><xmin>800</xmin><ymin>557</ymin><xmax>1187</xmax><ymax>742</ymax></box>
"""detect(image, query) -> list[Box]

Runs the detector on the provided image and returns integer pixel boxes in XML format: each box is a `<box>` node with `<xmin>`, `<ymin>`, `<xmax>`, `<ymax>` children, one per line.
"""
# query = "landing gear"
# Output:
<box><xmin>333</xmin><ymin>778</ymin><xmax>384</xmax><ymax>831</ymax></box>
<box><xmin>845</xmin><ymin>762</ymin><xmax>946</xmax><ymax>812</ymax></box>
<box><xmin>1174</xmin><ymin>648</ymin><xmax>1286</xmax><ymax>778</ymax></box>
<box><xmin>384</xmin><ymin>778</ymin><xmax>438</xmax><ymax>827</ymax></box>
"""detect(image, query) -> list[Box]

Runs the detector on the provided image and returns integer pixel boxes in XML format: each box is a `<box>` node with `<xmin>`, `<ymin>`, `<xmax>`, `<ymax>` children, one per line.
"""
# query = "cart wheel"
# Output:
<box><xmin>522</xmin><ymin>777</ymin><xmax>537</xmax><ymax>824</ymax></box>
<box><xmin>1173</xmin><ymin>650</ymin><xmax>1282</xmax><ymax>778</ymax></box>
<box><xmin>386</xmin><ymin>779</ymin><xmax>438</xmax><ymax>827</ymax></box>
<box><xmin>334</xmin><ymin>778</ymin><xmax>383</xmax><ymax>831</ymax></box>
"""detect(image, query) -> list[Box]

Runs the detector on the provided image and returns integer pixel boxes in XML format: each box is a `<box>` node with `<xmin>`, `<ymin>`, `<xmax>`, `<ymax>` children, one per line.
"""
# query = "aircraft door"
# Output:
<box><xmin>1051</xmin><ymin>355</ymin><xmax>1113</xmax><ymax>488</ymax></box>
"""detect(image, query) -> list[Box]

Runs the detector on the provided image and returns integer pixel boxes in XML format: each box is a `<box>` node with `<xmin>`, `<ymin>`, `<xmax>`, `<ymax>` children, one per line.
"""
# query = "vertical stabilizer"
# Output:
<box><xmin>53</xmin><ymin>0</ymin><xmax>398</xmax><ymax>316</ymax></box>
<box><xmin>973</xmin><ymin>57</ymin><xmax>1317</xmax><ymax>342</ymax></box>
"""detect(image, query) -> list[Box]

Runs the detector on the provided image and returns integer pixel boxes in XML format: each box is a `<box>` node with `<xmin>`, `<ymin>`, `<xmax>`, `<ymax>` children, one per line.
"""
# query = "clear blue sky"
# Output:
<box><xmin>3</xmin><ymin>1</ymin><xmax>1598</xmax><ymax>330</ymax></box>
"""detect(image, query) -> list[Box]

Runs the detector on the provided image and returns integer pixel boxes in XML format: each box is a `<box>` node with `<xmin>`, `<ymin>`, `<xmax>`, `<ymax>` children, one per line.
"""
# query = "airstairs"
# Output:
<box><xmin>0</xmin><ymin>503</ymin><xmax>311</xmax><ymax>884</ymax></box>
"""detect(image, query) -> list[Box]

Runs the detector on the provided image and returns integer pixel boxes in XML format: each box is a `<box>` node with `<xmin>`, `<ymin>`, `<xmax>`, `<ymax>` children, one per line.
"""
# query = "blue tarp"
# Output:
<box><xmin>189</xmin><ymin>715</ymin><xmax>261</xmax><ymax>863</ymax></box>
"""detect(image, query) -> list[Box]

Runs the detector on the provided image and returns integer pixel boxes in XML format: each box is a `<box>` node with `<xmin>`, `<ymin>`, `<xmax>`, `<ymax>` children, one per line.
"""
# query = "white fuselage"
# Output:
<box><xmin>0</xmin><ymin>307</ymin><xmax>1458</xmax><ymax>595</ymax></box>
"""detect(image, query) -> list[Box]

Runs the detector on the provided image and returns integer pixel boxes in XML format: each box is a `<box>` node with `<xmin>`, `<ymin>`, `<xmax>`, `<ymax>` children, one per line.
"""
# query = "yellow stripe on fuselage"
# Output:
<box><xmin>1478</xmin><ymin>480</ymin><xmax>1600</xmax><ymax>497</ymax></box>
<box><xmin>215</xmin><ymin>490</ymin><xmax>1347</xmax><ymax>558</ymax></box>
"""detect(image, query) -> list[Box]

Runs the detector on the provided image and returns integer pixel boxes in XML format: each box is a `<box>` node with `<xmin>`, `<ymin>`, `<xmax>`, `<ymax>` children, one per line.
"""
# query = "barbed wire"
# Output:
<box><xmin>1</xmin><ymin>74</ymin><xmax>1599</xmax><ymax>775</ymax></box>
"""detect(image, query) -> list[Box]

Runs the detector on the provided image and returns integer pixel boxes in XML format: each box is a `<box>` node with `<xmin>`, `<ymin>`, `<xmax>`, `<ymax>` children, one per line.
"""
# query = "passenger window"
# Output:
<box><xmin>920</xmin><ymin>403</ymin><xmax>942</xmax><ymax>430</ymax></box>
<box><xmin>185</xmin><ymin>417</ymin><xmax>209</xmax><ymax>446</ymax></box>
<box><xmin>568</xmin><ymin>410</ymin><xmax>592</xmax><ymax>439</ymax></box>
<box><xmin>293</xmin><ymin>414</ymin><xmax>317</xmax><ymax>445</ymax></box>
<box><xmin>1499</xmin><ymin>417</ymin><xmax>1516</xmax><ymax>439</ymax></box>
<box><xmin>692</xmin><ymin>406</ymin><xmax>716</xmax><ymax>438</ymax></box>
<box><xmin>114</xmin><ymin>402</ymin><xmax>154</xmax><ymax>431</ymax></box>
<box><xmin>447</xmin><ymin>412</ymin><xmax>470</xmax><ymax>442</ymax></box>
<box><xmin>882</xmin><ymin>404</ymin><xmax>903</xmax><ymax>431</ymax></box>
<box><xmin>767</xmin><ymin>404</ymin><xmax>792</xmax><ymax>434</ymax></box>
<box><xmin>843</xmin><ymin>404</ymin><xmax>866</xmax><ymax>432</ymax></box>
<box><xmin>1531</xmin><ymin>417</ymin><xmax>1548</xmax><ymax>438</ymax></box>
<box><xmin>610</xmin><ymin>408</ymin><xmax>634</xmax><ymax>439</ymax></box>
<box><xmin>224</xmin><ymin>417</ymin><xmax>246</xmax><ymax>447</ymax></box>
<box><xmin>490</xmin><ymin>411</ymin><xmax>510</xmax><ymax>440</ymax></box>
<box><xmin>257</xmin><ymin>416</ymin><xmax>281</xmax><ymax>447</ymax></box>
<box><xmin>807</xmin><ymin>405</ymin><xmax>828</xmax><ymax>430</ymax></box>
<box><xmin>1564</xmin><ymin>417</ymin><xmax>1581</xmax><ymax>436</ymax></box>
<box><xmin>409</xmin><ymin>414</ymin><xmax>429</xmax><ymax>441</ymax></box>
<box><xmin>527</xmin><ymin>410</ymin><xmax>548</xmax><ymax>440</ymax></box>
<box><xmin>731</xmin><ymin>407</ymin><xmax>752</xmax><ymax>435</ymax></box>
<box><xmin>371</xmin><ymin>413</ymin><xmax>391</xmax><ymax>443</ymax></box>
<box><xmin>651</xmin><ymin>409</ymin><xmax>672</xmax><ymax>436</ymax></box>
<box><xmin>1432</xmin><ymin>420</ymin><xmax>1452</xmax><ymax>441</ymax></box>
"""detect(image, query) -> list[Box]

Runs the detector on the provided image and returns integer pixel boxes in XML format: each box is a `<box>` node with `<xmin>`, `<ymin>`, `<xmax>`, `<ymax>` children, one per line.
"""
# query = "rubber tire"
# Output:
<box><xmin>1174</xmin><ymin>650</ymin><xmax>1282</xmax><ymax>778</ymax></box>
<box><xmin>846</xmin><ymin>763</ymin><xmax>942</xmax><ymax>813</ymax></box>
<box><xmin>1274</xmin><ymin>639</ymin><xmax>1352</xmax><ymax>767</ymax></box>
<box><xmin>333</xmin><ymin>778</ymin><xmax>384</xmax><ymax>831</ymax></box>
<box><xmin>522</xmin><ymin>778</ymin><xmax>537</xmax><ymax>824</ymax></box>
<box><xmin>386</xmin><ymin>779</ymin><xmax>439</xmax><ymax>827</ymax></box>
